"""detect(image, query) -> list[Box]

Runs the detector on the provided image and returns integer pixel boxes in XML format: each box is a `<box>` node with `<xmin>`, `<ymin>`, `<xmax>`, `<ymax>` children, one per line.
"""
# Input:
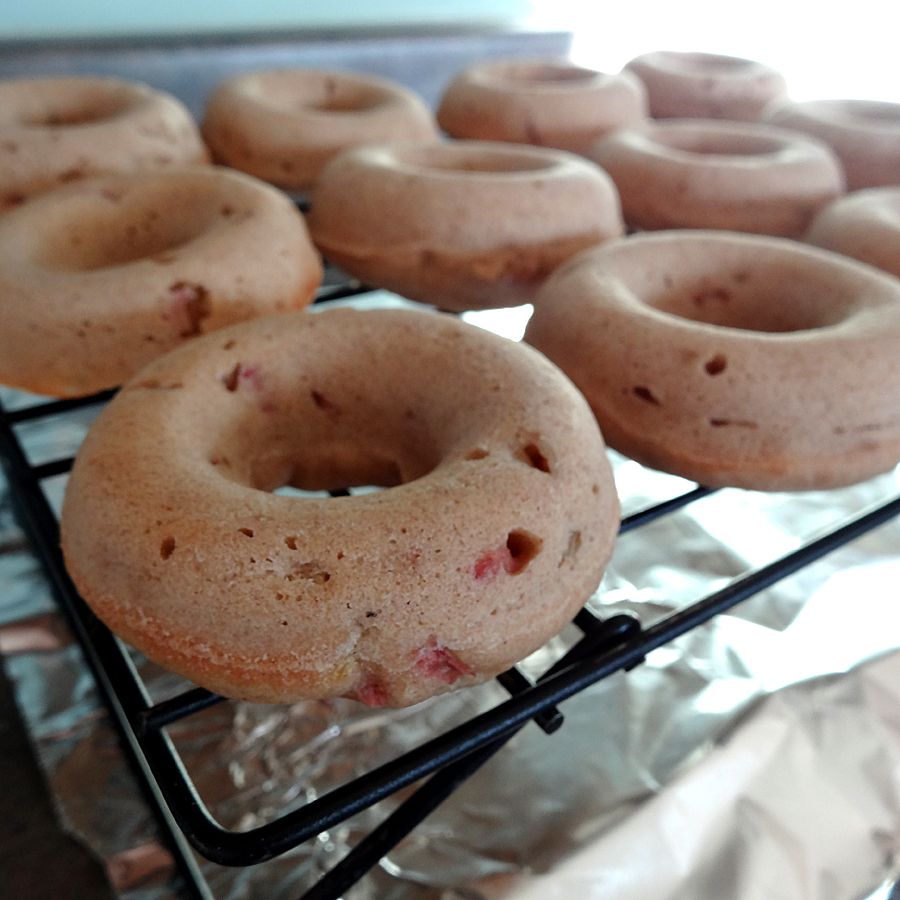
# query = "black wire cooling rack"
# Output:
<box><xmin>1</xmin><ymin>279</ymin><xmax>899</xmax><ymax>900</ymax></box>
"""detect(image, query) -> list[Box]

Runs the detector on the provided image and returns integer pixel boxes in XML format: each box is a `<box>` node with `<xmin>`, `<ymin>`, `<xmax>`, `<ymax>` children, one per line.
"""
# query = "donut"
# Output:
<box><xmin>0</xmin><ymin>75</ymin><xmax>208</xmax><ymax>212</ymax></box>
<box><xmin>587</xmin><ymin>119</ymin><xmax>844</xmax><ymax>236</ymax></box>
<box><xmin>202</xmin><ymin>69</ymin><xmax>438</xmax><ymax>191</ymax></box>
<box><xmin>765</xmin><ymin>99</ymin><xmax>900</xmax><ymax>190</ymax></box>
<box><xmin>525</xmin><ymin>231</ymin><xmax>900</xmax><ymax>490</ymax></box>
<box><xmin>60</xmin><ymin>307</ymin><xmax>619</xmax><ymax>707</ymax></box>
<box><xmin>624</xmin><ymin>51</ymin><xmax>787</xmax><ymax>121</ymax></box>
<box><xmin>806</xmin><ymin>187</ymin><xmax>900</xmax><ymax>278</ymax></box>
<box><xmin>436</xmin><ymin>58</ymin><xmax>647</xmax><ymax>154</ymax></box>
<box><xmin>0</xmin><ymin>166</ymin><xmax>322</xmax><ymax>398</ymax></box>
<box><xmin>307</xmin><ymin>141</ymin><xmax>623</xmax><ymax>310</ymax></box>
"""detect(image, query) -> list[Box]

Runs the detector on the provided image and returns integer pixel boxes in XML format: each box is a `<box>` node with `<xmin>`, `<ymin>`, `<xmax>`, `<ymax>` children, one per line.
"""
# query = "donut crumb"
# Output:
<box><xmin>709</xmin><ymin>418</ymin><xmax>758</xmax><ymax>429</ymax></box>
<box><xmin>311</xmin><ymin>390</ymin><xmax>340</xmax><ymax>414</ymax></box>
<box><xmin>222</xmin><ymin>362</ymin><xmax>242</xmax><ymax>391</ymax></box>
<box><xmin>560</xmin><ymin>530</ymin><xmax>582</xmax><ymax>566</ymax></box>
<box><xmin>289</xmin><ymin>562</ymin><xmax>331</xmax><ymax>585</ymax></box>
<box><xmin>520</xmin><ymin>441</ymin><xmax>551</xmax><ymax>473</ymax></box>
<box><xmin>223</xmin><ymin>339</ymin><xmax>236</xmax><ymax>350</ymax></box>
<box><xmin>506</xmin><ymin>529</ymin><xmax>542</xmax><ymax>574</ymax></box>
<box><xmin>284</xmin><ymin>536</ymin><xmax>299</xmax><ymax>550</ymax></box>
<box><xmin>633</xmin><ymin>386</ymin><xmax>661</xmax><ymax>405</ymax></box>
<box><xmin>160</xmin><ymin>537</ymin><xmax>176</xmax><ymax>560</ymax></box>
<box><xmin>465</xmin><ymin>448</ymin><xmax>490</xmax><ymax>460</ymax></box>
<box><xmin>704</xmin><ymin>355</ymin><xmax>728</xmax><ymax>376</ymax></box>
<box><xmin>238</xmin><ymin>527</ymin><xmax>255</xmax><ymax>537</ymax></box>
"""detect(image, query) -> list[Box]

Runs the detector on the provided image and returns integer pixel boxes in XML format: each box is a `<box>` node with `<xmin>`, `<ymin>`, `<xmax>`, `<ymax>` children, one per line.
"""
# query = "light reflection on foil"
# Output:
<box><xmin>1</xmin><ymin>306</ymin><xmax>900</xmax><ymax>899</ymax></box>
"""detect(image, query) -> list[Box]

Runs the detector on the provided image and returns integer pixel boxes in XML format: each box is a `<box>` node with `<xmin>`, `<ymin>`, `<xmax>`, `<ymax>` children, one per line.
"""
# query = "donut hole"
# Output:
<box><xmin>487</xmin><ymin>62</ymin><xmax>600</xmax><ymax>86</ymax></box>
<box><xmin>306</xmin><ymin>85</ymin><xmax>386</xmax><ymax>113</ymax></box>
<box><xmin>651</xmin><ymin>276</ymin><xmax>851</xmax><ymax>332</ymax></box>
<box><xmin>652</xmin><ymin>127</ymin><xmax>786</xmax><ymax>158</ymax></box>
<box><xmin>246</xmin><ymin>73</ymin><xmax>389</xmax><ymax>115</ymax></box>
<box><xmin>393</xmin><ymin>144</ymin><xmax>558</xmax><ymax>175</ymax></box>
<box><xmin>222</xmin><ymin>418</ymin><xmax>436</xmax><ymax>495</ymax></box>
<box><xmin>34</xmin><ymin>183</ymin><xmax>225</xmax><ymax>271</ymax></box>
<box><xmin>271</xmin><ymin>450</ymin><xmax>405</xmax><ymax>494</ymax></box>
<box><xmin>20</xmin><ymin>87</ymin><xmax>137</xmax><ymax>127</ymax></box>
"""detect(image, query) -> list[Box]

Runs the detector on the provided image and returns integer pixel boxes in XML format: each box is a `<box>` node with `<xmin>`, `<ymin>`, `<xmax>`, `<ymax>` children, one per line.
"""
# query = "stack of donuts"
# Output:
<box><xmin>3</xmin><ymin>44</ymin><xmax>898</xmax><ymax>708</ymax></box>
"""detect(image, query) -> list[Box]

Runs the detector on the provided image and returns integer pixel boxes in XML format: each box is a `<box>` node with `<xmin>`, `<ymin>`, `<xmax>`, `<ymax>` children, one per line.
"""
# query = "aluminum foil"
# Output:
<box><xmin>2</xmin><ymin>297</ymin><xmax>899</xmax><ymax>900</ymax></box>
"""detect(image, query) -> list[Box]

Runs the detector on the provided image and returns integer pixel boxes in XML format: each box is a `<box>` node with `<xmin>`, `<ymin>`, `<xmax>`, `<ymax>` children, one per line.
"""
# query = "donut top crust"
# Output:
<box><xmin>526</xmin><ymin>231</ymin><xmax>900</xmax><ymax>489</ymax></box>
<box><xmin>61</xmin><ymin>307</ymin><xmax>618</xmax><ymax>706</ymax></box>
<box><xmin>202</xmin><ymin>68</ymin><xmax>438</xmax><ymax>189</ymax></box>
<box><xmin>624</xmin><ymin>51</ymin><xmax>787</xmax><ymax>121</ymax></box>
<box><xmin>436</xmin><ymin>57</ymin><xmax>647</xmax><ymax>152</ymax></box>
<box><xmin>309</xmin><ymin>140</ymin><xmax>621</xmax><ymax>254</ymax></box>
<box><xmin>806</xmin><ymin>187</ymin><xmax>900</xmax><ymax>278</ymax></box>
<box><xmin>0</xmin><ymin>76</ymin><xmax>208</xmax><ymax>209</ymax></box>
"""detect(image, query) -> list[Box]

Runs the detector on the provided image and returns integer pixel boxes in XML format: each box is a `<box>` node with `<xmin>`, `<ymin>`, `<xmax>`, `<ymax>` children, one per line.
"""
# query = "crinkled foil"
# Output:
<box><xmin>2</xmin><ymin>298</ymin><xmax>899</xmax><ymax>900</ymax></box>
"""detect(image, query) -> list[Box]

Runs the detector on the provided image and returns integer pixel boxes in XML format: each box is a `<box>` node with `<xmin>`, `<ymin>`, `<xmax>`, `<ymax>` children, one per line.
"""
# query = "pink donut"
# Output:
<box><xmin>588</xmin><ymin>119</ymin><xmax>844</xmax><ymax>236</ymax></box>
<box><xmin>624</xmin><ymin>51</ymin><xmax>787</xmax><ymax>121</ymax></box>
<box><xmin>766</xmin><ymin>99</ymin><xmax>900</xmax><ymax>190</ymax></box>
<box><xmin>806</xmin><ymin>187</ymin><xmax>900</xmax><ymax>278</ymax></box>
<box><xmin>437</xmin><ymin>58</ymin><xmax>647</xmax><ymax>154</ymax></box>
<box><xmin>525</xmin><ymin>231</ymin><xmax>900</xmax><ymax>490</ymax></box>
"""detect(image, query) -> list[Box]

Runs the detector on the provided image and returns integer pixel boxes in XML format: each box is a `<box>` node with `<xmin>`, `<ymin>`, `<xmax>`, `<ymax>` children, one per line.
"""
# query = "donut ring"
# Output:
<box><xmin>0</xmin><ymin>76</ymin><xmax>208</xmax><ymax>211</ymax></box>
<box><xmin>202</xmin><ymin>69</ymin><xmax>438</xmax><ymax>191</ymax></box>
<box><xmin>0</xmin><ymin>167</ymin><xmax>322</xmax><ymax>397</ymax></box>
<box><xmin>61</xmin><ymin>308</ymin><xmax>619</xmax><ymax>707</ymax></box>
<box><xmin>436</xmin><ymin>58</ymin><xmax>647</xmax><ymax>154</ymax></box>
<box><xmin>806</xmin><ymin>188</ymin><xmax>900</xmax><ymax>278</ymax></box>
<box><xmin>624</xmin><ymin>51</ymin><xmax>787</xmax><ymax>121</ymax></box>
<box><xmin>588</xmin><ymin>120</ymin><xmax>844</xmax><ymax>236</ymax></box>
<box><xmin>766</xmin><ymin>99</ymin><xmax>900</xmax><ymax>190</ymax></box>
<box><xmin>308</xmin><ymin>141</ymin><xmax>623</xmax><ymax>310</ymax></box>
<box><xmin>525</xmin><ymin>232</ymin><xmax>900</xmax><ymax>490</ymax></box>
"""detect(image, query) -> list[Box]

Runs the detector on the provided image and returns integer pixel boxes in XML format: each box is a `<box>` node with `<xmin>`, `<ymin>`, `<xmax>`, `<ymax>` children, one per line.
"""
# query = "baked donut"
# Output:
<box><xmin>588</xmin><ymin>119</ymin><xmax>844</xmax><ymax>236</ymax></box>
<box><xmin>436</xmin><ymin>58</ymin><xmax>647</xmax><ymax>154</ymax></box>
<box><xmin>624</xmin><ymin>51</ymin><xmax>787</xmax><ymax>121</ymax></box>
<box><xmin>61</xmin><ymin>307</ymin><xmax>619</xmax><ymax>707</ymax></box>
<box><xmin>0</xmin><ymin>166</ymin><xmax>322</xmax><ymax>397</ymax></box>
<box><xmin>806</xmin><ymin>187</ymin><xmax>900</xmax><ymax>278</ymax></box>
<box><xmin>308</xmin><ymin>141</ymin><xmax>623</xmax><ymax>310</ymax></box>
<box><xmin>766</xmin><ymin>99</ymin><xmax>900</xmax><ymax>190</ymax></box>
<box><xmin>202</xmin><ymin>69</ymin><xmax>438</xmax><ymax>191</ymax></box>
<box><xmin>0</xmin><ymin>75</ymin><xmax>207</xmax><ymax>212</ymax></box>
<box><xmin>525</xmin><ymin>231</ymin><xmax>900</xmax><ymax>490</ymax></box>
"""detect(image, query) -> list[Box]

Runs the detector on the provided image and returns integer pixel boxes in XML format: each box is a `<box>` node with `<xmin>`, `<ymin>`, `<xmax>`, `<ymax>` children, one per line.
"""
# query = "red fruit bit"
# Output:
<box><xmin>168</xmin><ymin>281</ymin><xmax>210</xmax><ymax>338</ymax></box>
<box><xmin>415</xmin><ymin>638</ymin><xmax>474</xmax><ymax>684</ymax></box>
<box><xmin>239</xmin><ymin>365</ymin><xmax>264</xmax><ymax>390</ymax></box>
<box><xmin>474</xmin><ymin>545</ymin><xmax>512</xmax><ymax>581</ymax></box>
<box><xmin>356</xmin><ymin>677</ymin><xmax>389</xmax><ymax>707</ymax></box>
